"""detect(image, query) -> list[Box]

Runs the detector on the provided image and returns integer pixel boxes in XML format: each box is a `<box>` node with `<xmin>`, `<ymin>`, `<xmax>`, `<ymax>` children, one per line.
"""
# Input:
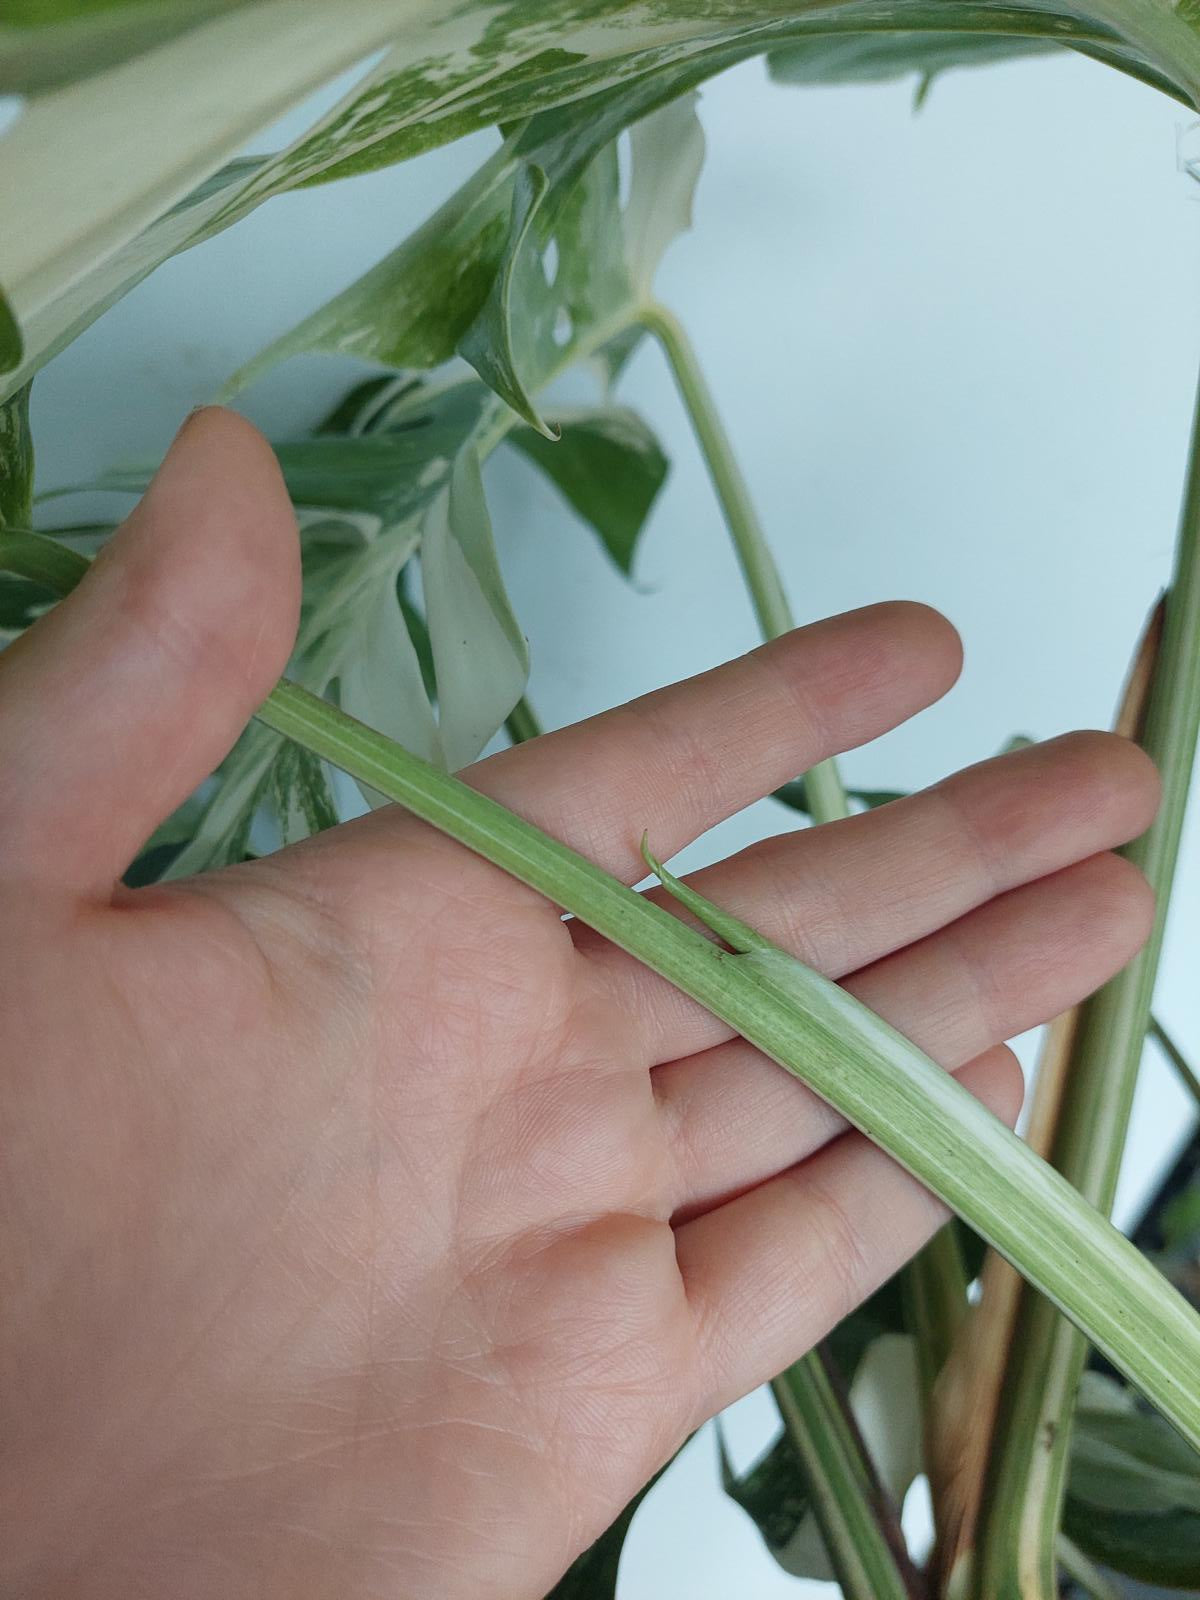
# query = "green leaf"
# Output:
<box><xmin>1162</xmin><ymin>1185</ymin><xmax>1200</xmax><ymax>1254</ymax></box>
<box><xmin>509</xmin><ymin>404</ymin><xmax>668</xmax><ymax>575</ymax></box>
<box><xmin>315</xmin><ymin>374</ymin><xmax>408</xmax><ymax>437</ymax></box>
<box><xmin>0</xmin><ymin>524</ymin><xmax>89</xmax><ymax>597</ymax></box>
<box><xmin>0</xmin><ymin>292</ymin><xmax>22</xmax><ymax>374</ymax></box>
<box><xmin>768</xmin><ymin>31</ymin><xmax>1054</xmax><ymax>95</ymax></box>
<box><xmin>421</xmin><ymin>447</ymin><xmax>529</xmax><ymax>771</ymax></box>
<box><xmin>0</xmin><ymin>571</ymin><xmax>54</xmax><ymax>632</ymax></box>
<box><xmin>0</xmin><ymin>381</ymin><xmax>34</xmax><ymax>530</ymax></box>
<box><xmin>1065</xmin><ymin>1378</ymin><xmax>1200</xmax><ymax>1584</ymax></box>
<box><xmin>720</xmin><ymin>1423</ymin><xmax>817</xmax><ymax>1569</ymax></box>
<box><xmin>458</xmin><ymin>163</ymin><xmax>557</xmax><ymax>435</ymax></box>
<box><xmin>1063</xmin><ymin>1501</ymin><xmax>1200</xmax><ymax>1586</ymax></box>
<box><xmin>282</xmin><ymin>381</ymin><xmax>529</xmax><ymax>777</ymax></box>
<box><xmin>278</xmin><ymin>5</ymin><xmax>1189</xmax><ymax>194</ymax></box>
<box><xmin>766</xmin><ymin>14</ymin><xmax>1188</xmax><ymax>102</ymax></box>
<box><xmin>334</xmin><ymin>561</ymin><xmax>441</xmax><ymax>799</ymax></box>
<box><xmin>1073</xmin><ymin>1375</ymin><xmax>1200</xmax><ymax>1500</ymax></box>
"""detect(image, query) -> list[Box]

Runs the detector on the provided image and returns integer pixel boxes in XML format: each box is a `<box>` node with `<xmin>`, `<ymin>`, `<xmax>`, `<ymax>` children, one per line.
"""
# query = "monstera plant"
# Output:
<box><xmin>2</xmin><ymin>5</ymin><xmax>1200</xmax><ymax>1597</ymax></box>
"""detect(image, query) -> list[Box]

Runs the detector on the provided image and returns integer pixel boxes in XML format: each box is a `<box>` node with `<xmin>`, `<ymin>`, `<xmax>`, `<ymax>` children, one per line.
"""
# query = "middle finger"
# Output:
<box><xmin>575</xmin><ymin>730</ymin><xmax>1157</xmax><ymax>1065</ymax></box>
<box><xmin>655</xmin><ymin>850</ymin><xmax>1151</xmax><ymax>1219</ymax></box>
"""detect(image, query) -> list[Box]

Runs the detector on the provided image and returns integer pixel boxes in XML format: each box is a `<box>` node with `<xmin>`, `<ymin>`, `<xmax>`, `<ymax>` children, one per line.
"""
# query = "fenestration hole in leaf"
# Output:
<box><xmin>542</xmin><ymin>238</ymin><xmax>560</xmax><ymax>286</ymax></box>
<box><xmin>553</xmin><ymin>306</ymin><xmax>572</xmax><ymax>346</ymax></box>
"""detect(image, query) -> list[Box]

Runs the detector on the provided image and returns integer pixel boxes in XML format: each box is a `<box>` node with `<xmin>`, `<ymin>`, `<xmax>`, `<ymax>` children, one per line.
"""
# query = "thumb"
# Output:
<box><xmin>0</xmin><ymin>408</ymin><xmax>300</xmax><ymax>895</ymax></box>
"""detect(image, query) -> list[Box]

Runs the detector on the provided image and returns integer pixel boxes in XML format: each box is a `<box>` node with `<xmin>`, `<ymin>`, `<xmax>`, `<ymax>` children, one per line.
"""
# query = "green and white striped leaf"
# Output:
<box><xmin>229</xmin><ymin>91</ymin><xmax>705</xmax><ymax>424</ymax></box>
<box><xmin>225</xmin><ymin>148</ymin><xmax>518</xmax><ymax>391</ymax></box>
<box><xmin>270</xmin><ymin>740</ymin><xmax>340</xmax><ymax>846</ymax></box>
<box><xmin>79</xmin><ymin>376</ymin><xmax>526</xmax><ymax>864</ymax></box>
<box><xmin>5</xmin><ymin>0</ymin><xmax>1198</xmax><ymax>399</ymax></box>
<box><xmin>456</xmin><ymin>88</ymin><xmax>704</xmax><ymax>433</ymax></box>
<box><xmin>0</xmin><ymin>3</ymin><xmax>411</xmax><ymax>390</ymax></box>
<box><xmin>420</xmin><ymin>447</ymin><xmax>529</xmax><ymax>772</ymax></box>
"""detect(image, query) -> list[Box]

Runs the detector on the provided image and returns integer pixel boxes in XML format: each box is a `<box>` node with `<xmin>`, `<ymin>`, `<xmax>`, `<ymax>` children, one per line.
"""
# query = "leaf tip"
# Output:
<box><xmin>639</xmin><ymin>830</ymin><xmax>662</xmax><ymax>879</ymax></box>
<box><xmin>0</xmin><ymin>292</ymin><xmax>23</xmax><ymax>375</ymax></box>
<box><xmin>641</xmin><ymin>834</ymin><xmax>690</xmax><ymax>903</ymax></box>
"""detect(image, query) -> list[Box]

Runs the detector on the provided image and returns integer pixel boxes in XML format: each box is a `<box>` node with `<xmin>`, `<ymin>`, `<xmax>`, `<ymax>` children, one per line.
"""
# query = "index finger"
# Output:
<box><xmin>457</xmin><ymin>601</ymin><xmax>962</xmax><ymax>881</ymax></box>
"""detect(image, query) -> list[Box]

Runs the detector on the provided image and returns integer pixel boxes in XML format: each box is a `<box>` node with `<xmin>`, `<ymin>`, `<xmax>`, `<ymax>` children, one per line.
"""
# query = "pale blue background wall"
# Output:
<box><xmin>18</xmin><ymin>44</ymin><xmax>1200</xmax><ymax>1595</ymax></box>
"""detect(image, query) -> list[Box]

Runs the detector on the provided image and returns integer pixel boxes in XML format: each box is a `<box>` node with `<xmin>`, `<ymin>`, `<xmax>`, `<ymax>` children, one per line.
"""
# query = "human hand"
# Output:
<box><xmin>0</xmin><ymin>411</ymin><xmax>1159</xmax><ymax>1599</ymax></box>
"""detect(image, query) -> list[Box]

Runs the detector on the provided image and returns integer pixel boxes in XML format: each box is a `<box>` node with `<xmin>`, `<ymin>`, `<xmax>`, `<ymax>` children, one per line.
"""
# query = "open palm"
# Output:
<box><xmin>0</xmin><ymin>412</ymin><xmax>1158</xmax><ymax>1599</ymax></box>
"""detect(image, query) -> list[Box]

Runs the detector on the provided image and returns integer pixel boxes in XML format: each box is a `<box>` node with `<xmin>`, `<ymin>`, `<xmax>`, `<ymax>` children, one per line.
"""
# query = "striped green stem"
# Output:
<box><xmin>268</xmin><ymin>678</ymin><xmax>1200</xmax><ymax>1443</ymax></box>
<box><xmin>639</xmin><ymin>299</ymin><xmax>847</xmax><ymax>823</ymax></box>
<box><xmin>973</xmin><ymin>370</ymin><xmax>1200</xmax><ymax>1599</ymax></box>
<box><xmin>774</xmin><ymin>1352</ymin><xmax>925</xmax><ymax>1600</ymax></box>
